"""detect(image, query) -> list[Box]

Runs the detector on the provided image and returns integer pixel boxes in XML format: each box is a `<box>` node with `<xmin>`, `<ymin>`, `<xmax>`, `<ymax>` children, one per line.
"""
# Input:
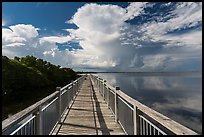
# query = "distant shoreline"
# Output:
<box><xmin>77</xmin><ymin>71</ymin><xmax>202</xmax><ymax>74</ymax></box>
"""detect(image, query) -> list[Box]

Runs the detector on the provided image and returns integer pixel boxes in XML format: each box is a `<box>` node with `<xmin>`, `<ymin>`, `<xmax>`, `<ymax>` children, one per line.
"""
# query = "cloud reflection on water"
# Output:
<box><xmin>96</xmin><ymin>72</ymin><xmax>202</xmax><ymax>134</ymax></box>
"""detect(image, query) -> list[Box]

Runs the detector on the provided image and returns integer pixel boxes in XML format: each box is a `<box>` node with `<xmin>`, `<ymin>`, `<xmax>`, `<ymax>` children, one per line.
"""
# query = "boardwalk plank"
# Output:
<box><xmin>51</xmin><ymin>75</ymin><xmax>125</xmax><ymax>135</ymax></box>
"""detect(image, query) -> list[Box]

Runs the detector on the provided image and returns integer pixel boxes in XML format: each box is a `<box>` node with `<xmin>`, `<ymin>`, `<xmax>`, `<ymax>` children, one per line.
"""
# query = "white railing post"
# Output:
<box><xmin>75</xmin><ymin>81</ymin><xmax>77</xmax><ymax>93</ymax></box>
<box><xmin>35</xmin><ymin>106</ymin><xmax>43</xmax><ymax>135</ymax></box>
<box><xmin>71</xmin><ymin>80</ymin><xmax>73</xmax><ymax>95</ymax></box>
<box><xmin>72</xmin><ymin>81</ymin><xmax>75</xmax><ymax>98</ymax></box>
<box><xmin>67</xmin><ymin>85</ymin><xmax>70</xmax><ymax>106</ymax></box>
<box><xmin>75</xmin><ymin>80</ymin><xmax>79</xmax><ymax>94</ymax></box>
<box><xmin>100</xmin><ymin>79</ymin><xmax>102</xmax><ymax>93</ymax></box>
<box><xmin>102</xmin><ymin>80</ymin><xmax>104</xmax><ymax>96</ymax></box>
<box><xmin>56</xmin><ymin>87</ymin><xmax>61</xmax><ymax>122</ymax></box>
<box><xmin>73</xmin><ymin>81</ymin><xmax>76</xmax><ymax>95</ymax></box>
<box><xmin>107</xmin><ymin>87</ymin><xmax>109</xmax><ymax>108</ymax></box>
<box><xmin>98</xmin><ymin>79</ymin><xmax>100</xmax><ymax>93</ymax></box>
<box><xmin>103</xmin><ymin>80</ymin><xmax>106</xmax><ymax>100</ymax></box>
<box><xmin>98</xmin><ymin>78</ymin><xmax>100</xmax><ymax>90</ymax></box>
<box><xmin>115</xmin><ymin>86</ymin><xmax>120</xmax><ymax>122</ymax></box>
<box><xmin>134</xmin><ymin>105</ymin><xmax>137</xmax><ymax>135</ymax></box>
<box><xmin>97</xmin><ymin>77</ymin><xmax>98</xmax><ymax>88</ymax></box>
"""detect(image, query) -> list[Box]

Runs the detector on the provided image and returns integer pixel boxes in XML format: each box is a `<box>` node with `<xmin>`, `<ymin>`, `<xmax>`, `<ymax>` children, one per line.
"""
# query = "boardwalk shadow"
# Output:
<box><xmin>91</xmin><ymin>81</ymin><xmax>111</xmax><ymax>135</ymax></box>
<box><xmin>54</xmin><ymin>76</ymin><xmax>115</xmax><ymax>135</ymax></box>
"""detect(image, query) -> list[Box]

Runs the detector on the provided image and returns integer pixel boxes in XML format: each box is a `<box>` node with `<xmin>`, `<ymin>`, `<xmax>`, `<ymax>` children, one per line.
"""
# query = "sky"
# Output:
<box><xmin>2</xmin><ymin>2</ymin><xmax>202</xmax><ymax>72</ymax></box>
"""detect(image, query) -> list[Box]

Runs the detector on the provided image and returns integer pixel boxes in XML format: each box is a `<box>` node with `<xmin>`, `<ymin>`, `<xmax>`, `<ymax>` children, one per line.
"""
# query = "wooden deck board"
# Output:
<box><xmin>51</xmin><ymin>76</ymin><xmax>125</xmax><ymax>135</ymax></box>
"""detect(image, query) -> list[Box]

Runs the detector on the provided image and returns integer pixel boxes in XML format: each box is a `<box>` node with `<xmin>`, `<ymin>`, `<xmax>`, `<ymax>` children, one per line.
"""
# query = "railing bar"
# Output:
<box><xmin>61</xmin><ymin>83</ymin><xmax>72</xmax><ymax>91</ymax></box>
<box><xmin>139</xmin><ymin>115</ymin><xmax>167</xmax><ymax>135</ymax></box>
<box><xmin>139</xmin><ymin>117</ymin><xmax>141</xmax><ymax>135</ymax></box>
<box><xmin>26</xmin><ymin>121</ymin><xmax>29</xmax><ymax>135</ymax></box>
<box><xmin>143</xmin><ymin>118</ymin><xmax>145</xmax><ymax>135</ymax></box>
<box><xmin>140</xmin><ymin>117</ymin><xmax>142</xmax><ymax>135</ymax></box>
<box><xmin>118</xmin><ymin>120</ymin><xmax>128</xmax><ymax>135</ymax></box>
<box><xmin>61</xmin><ymin>89</ymin><xmax>67</xmax><ymax>95</ymax></box>
<box><xmin>149</xmin><ymin>123</ymin><xmax>152</xmax><ymax>135</ymax></box>
<box><xmin>30</xmin><ymin>119</ymin><xmax>32</xmax><ymax>135</ymax></box>
<box><xmin>42</xmin><ymin>110</ymin><xmax>44</xmax><ymax>135</ymax></box>
<box><xmin>68</xmin><ymin>86</ymin><xmax>72</xmax><ymax>90</ymax></box>
<box><xmin>25</xmin><ymin>121</ymin><xmax>28</xmax><ymax>135</ymax></box>
<box><xmin>30</xmin><ymin>120</ymin><xmax>32</xmax><ymax>135</ymax></box>
<box><xmin>23</xmin><ymin>124</ymin><xmax>25</xmax><ymax>135</ymax></box>
<box><xmin>21</xmin><ymin>127</ymin><xmax>23</xmax><ymax>135</ymax></box>
<box><xmin>28</xmin><ymin>121</ymin><xmax>30</xmax><ymax>135</ymax></box>
<box><xmin>41</xmin><ymin>97</ymin><xmax>58</xmax><ymax>111</ymax></box>
<box><xmin>108</xmin><ymin>88</ymin><xmax>115</xmax><ymax>94</ymax></box>
<box><xmin>10</xmin><ymin>115</ymin><xmax>36</xmax><ymax>135</ymax></box>
<box><xmin>142</xmin><ymin>118</ymin><xmax>144</xmax><ymax>135</ymax></box>
<box><xmin>118</xmin><ymin>96</ymin><xmax>134</xmax><ymax>111</ymax></box>
<box><xmin>146</xmin><ymin>120</ymin><xmax>148</xmax><ymax>135</ymax></box>
<box><xmin>23</xmin><ymin>126</ymin><xmax>25</xmax><ymax>135</ymax></box>
<box><xmin>27</xmin><ymin>121</ymin><xmax>33</xmax><ymax>135</ymax></box>
<box><xmin>34</xmin><ymin>117</ymin><xmax>36</xmax><ymax>135</ymax></box>
<box><xmin>49</xmin><ymin>117</ymin><xmax>60</xmax><ymax>135</ymax></box>
<box><xmin>25</xmin><ymin>125</ymin><xmax>26</xmax><ymax>135</ymax></box>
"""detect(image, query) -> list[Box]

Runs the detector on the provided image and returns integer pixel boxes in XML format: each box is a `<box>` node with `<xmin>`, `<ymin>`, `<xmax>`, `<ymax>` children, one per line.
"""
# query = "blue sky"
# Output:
<box><xmin>2</xmin><ymin>2</ymin><xmax>128</xmax><ymax>35</ymax></box>
<box><xmin>2</xmin><ymin>2</ymin><xmax>85</xmax><ymax>35</ymax></box>
<box><xmin>2</xmin><ymin>2</ymin><xmax>202</xmax><ymax>72</ymax></box>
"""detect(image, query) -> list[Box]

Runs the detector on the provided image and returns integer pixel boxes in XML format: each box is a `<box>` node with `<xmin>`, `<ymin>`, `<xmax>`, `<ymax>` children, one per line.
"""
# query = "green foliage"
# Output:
<box><xmin>2</xmin><ymin>55</ymin><xmax>79</xmax><ymax>120</ymax></box>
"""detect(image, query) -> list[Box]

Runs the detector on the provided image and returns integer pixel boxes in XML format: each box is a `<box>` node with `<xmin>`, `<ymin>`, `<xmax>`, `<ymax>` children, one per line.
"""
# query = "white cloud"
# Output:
<box><xmin>140</xmin><ymin>2</ymin><xmax>202</xmax><ymax>45</ymax></box>
<box><xmin>9</xmin><ymin>24</ymin><xmax>39</xmax><ymax>39</ymax></box>
<box><xmin>2</xmin><ymin>24</ymin><xmax>56</xmax><ymax>58</ymax></box>
<box><xmin>2</xmin><ymin>28</ymin><xmax>26</xmax><ymax>46</ymax></box>
<box><xmin>125</xmin><ymin>2</ymin><xmax>148</xmax><ymax>20</ymax></box>
<box><xmin>40</xmin><ymin>36</ymin><xmax>72</xmax><ymax>43</ymax></box>
<box><xmin>66</xmin><ymin>3</ymin><xmax>130</xmax><ymax>68</ymax></box>
<box><xmin>160</xmin><ymin>30</ymin><xmax>202</xmax><ymax>47</ymax></box>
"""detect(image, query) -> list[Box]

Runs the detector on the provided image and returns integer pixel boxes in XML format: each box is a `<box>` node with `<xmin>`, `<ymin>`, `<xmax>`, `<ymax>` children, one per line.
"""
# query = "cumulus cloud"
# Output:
<box><xmin>2</xmin><ymin>2</ymin><xmax>202</xmax><ymax>72</ymax></box>
<box><xmin>2</xmin><ymin>24</ymin><xmax>56</xmax><ymax>59</ymax></box>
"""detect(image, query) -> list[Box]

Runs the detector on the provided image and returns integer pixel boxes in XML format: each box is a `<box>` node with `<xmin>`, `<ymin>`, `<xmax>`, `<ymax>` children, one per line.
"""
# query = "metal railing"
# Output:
<box><xmin>2</xmin><ymin>75</ymin><xmax>86</xmax><ymax>135</ymax></box>
<box><xmin>90</xmin><ymin>74</ymin><xmax>198</xmax><ymax>135</ymax></box>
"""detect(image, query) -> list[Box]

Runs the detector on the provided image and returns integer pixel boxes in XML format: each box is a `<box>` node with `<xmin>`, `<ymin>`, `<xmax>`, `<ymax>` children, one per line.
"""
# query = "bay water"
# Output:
<box><xmin>95</xmin><ymin>72</ymin><xmax>202</xmax><ymax>134</ymax></box>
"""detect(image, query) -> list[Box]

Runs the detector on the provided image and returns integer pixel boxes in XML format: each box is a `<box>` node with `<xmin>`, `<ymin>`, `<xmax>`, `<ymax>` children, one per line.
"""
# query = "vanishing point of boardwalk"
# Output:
<box><xmin>52</xmin><ymin>76</ymin><xmax>125</xmax><ymax>135</ymax></box>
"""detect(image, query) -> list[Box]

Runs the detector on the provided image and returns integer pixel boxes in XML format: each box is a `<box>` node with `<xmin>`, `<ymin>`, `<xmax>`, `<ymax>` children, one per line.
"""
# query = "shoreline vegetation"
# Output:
<box><xmin>2</xmin><ymin>55</ymin><xmax>79</xmax><ymax>121</ymax></box>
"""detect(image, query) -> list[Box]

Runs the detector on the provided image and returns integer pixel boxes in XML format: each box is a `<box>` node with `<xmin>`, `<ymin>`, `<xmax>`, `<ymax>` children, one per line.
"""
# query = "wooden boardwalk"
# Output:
<box><xmin>51</xmin><ymin>76</ymin><xmax>125</xmax><ymax>135</ymax></box>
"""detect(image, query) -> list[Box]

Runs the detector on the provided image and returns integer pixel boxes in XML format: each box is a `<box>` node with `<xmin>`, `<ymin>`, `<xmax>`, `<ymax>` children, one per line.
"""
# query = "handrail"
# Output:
<box><xmin>2</xmin><ymin>89</ymin><xmax>60</xmax><ymax>132</ymax></box>
<box><xmin>90</xmin><ymin>74</ymin><xmax>198</xmax><ymax>135</ymax></box>
<box><xmin>2</xmin><ymin>75</ymin><xmax>86</xmax><ymax>135</ymax></box>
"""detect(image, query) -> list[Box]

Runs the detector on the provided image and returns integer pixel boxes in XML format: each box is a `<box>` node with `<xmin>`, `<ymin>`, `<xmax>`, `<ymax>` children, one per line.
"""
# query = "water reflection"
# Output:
<box><xmin>95</xmin><ymin>72</ymin><xmax>202</xmax><ymax>134</ymax></box>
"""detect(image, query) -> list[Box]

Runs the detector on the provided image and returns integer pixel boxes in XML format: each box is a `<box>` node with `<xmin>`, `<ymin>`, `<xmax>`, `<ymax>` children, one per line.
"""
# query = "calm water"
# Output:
<box><xmin>95</xmin><ymin>72</ymin><xmax>202</xmax><ymax>134</ymax></box>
